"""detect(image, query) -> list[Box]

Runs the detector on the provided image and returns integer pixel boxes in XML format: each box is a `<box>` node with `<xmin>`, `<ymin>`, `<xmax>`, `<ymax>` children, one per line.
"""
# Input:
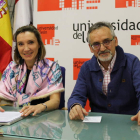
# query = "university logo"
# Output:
<box><xmin>131</xmin><ymin>35</ymin><xmax>140</xmax><ymax>45</ymax></box>
<box><xmin>47</xmin><ymin>58</ymin><xmax>55</xmax><ymax>61</ymax></box>
<box><xmin>38</xmin><ymin>0</ymin><xmax>101</xmax><ymax>11</ymax></box>
<box><xmin>37</xmin><ymin>24</ymin><xmax>60</xmax><ymax>46</ymax></box>
<box><xmin>0</xmin><ymin>0</ymin><xmax>7</xmax><ymax>19</ymax></box>
<box><xmin>73</xmin><ymin>58</ymin><xmax>90</xmax><ymax>80</ymax></box>
<box><xmin>115</xmin><ymin>0</ymin><xmax>140</xmax><ymax>8</ymax></box>
<box><xmin>73</xmin><ymin>58</ymin><xmax>91</xmax><ymax>112</ymax></box>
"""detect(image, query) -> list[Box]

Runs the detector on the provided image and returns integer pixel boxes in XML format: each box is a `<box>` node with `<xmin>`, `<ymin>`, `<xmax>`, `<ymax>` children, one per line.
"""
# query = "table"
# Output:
<box><xmin>0</xmin><ymin>106</ymin><xmax>140</xmax><ymax>140</ymax></box>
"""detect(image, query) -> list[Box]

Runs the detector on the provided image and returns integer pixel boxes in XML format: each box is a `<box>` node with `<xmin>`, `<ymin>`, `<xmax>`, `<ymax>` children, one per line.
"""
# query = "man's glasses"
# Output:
<box><xmin>91</xmin><ymin>36</ymin><xmax>114</xmax><ymax>50</ymax></box>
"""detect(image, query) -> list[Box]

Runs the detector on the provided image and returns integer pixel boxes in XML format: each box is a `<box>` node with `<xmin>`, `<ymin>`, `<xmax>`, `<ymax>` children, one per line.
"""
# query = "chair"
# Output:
<box><xmin>59</xmin><ymin>66</ymin><xmax>66</xmax><ymax>109</ymax></box>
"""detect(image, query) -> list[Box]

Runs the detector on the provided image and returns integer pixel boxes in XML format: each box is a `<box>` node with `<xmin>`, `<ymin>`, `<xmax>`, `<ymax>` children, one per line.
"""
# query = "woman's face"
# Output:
<box><xmin>17</xmin><ymin>31</ymin><xmax>40</xmax><ymax>68</ymax></box>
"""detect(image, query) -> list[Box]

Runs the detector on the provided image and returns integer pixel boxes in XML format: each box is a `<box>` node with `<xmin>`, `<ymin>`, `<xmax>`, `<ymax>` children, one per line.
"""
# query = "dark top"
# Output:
<box><xmin>23</xmin><ymin>69</ymin><xmax>49</xmax><ymax>105</ymax></box>
<box><xmin>23</xmin><ymin>69</ymin><xmax>31</xmax><ymax>93</ymax></box>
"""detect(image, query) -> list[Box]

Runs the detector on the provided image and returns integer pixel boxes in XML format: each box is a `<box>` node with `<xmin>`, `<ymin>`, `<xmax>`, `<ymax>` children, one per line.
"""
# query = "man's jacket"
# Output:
<box><xmin>68</xmin><ymin>46</ymin><xmax>140</xmax><ymax>115</ymax></box>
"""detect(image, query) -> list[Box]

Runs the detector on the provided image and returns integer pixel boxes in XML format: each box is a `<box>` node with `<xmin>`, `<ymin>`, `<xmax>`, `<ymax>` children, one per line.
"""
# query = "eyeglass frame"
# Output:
<box><xmin>90</xmin><ymin>36</ymin><xmax>115</xmax><ymax>50</ymax></box>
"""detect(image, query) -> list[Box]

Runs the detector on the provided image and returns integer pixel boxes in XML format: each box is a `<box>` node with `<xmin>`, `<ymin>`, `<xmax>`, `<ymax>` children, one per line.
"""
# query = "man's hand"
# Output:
<box><xmin>131</xmin><ymin>110</ymin><xmax>140</xmax><ymax>125</ymax></box>
<box><xmin>20</xmin><ymin>104</ymin><xmax>46</xmax><ymax>117</ymax></box>
<box><xmin>69</xmin><ymin>105</ymin><xmax>88</xmax><ymax>120</ymax></box>
<box><xmin>0</xmin><ymin>107</ymin><xmax>5</xmax><ymax>112</ymax></box>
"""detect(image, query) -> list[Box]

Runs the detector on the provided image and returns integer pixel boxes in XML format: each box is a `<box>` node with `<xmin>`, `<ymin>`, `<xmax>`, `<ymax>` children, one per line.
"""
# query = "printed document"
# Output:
<box><xmin>83</xmin><ymin>116</ymin><xmax>102</xmax><ymax>123</ymax></box>
<box><xmin>0</xmin><ymin>111</ymin><xmax>23</xmax><ymax>125</ymax></box>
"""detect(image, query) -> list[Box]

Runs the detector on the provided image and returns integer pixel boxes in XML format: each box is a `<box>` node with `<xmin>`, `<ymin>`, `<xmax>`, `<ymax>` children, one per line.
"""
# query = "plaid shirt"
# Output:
<box><xmin>98</xmin><ymin>52</ymin><xmax>116</xmax><ymax>95</ymax></box>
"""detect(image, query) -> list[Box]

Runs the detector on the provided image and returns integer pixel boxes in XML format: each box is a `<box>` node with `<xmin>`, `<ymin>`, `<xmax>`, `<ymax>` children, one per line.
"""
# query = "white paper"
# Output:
<box><xmin>0</xmin><ymin>111</ymin><xmax>22</xmax><ymax>122</ymax></box>
<box><xmin>83</xmin><ymin>116</ymin><xmax>102</xmax><ymax>123</ymax></box>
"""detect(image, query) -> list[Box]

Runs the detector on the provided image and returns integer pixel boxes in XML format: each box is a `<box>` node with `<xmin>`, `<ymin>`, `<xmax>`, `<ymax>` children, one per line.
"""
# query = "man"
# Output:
<box><xmin>68</xmin><ymin>21</ymin><xmax>140</xmax><ymax>125</ymax></box>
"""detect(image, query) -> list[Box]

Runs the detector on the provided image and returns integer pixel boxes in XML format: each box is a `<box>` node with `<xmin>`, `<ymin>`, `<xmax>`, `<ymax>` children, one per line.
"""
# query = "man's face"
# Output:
<box><xmin>88</xmin><ymin>27</ymin><xmax>118</xmax><ymax>63</ymax></box>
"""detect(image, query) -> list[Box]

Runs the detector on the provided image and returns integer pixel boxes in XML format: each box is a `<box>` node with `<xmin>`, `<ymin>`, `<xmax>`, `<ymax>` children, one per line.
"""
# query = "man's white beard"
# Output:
<box><xmin>98</xmin><ymin>51</ymin><xmax>113</xmax><ymax>62</ymax></box>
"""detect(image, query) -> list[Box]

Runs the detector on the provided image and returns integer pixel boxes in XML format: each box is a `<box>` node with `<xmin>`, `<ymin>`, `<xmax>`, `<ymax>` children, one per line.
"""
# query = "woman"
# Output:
<box><xmin>0</xmin><ymin>25</ymin><xmax>64</xmax><ymax>116</ymax></box>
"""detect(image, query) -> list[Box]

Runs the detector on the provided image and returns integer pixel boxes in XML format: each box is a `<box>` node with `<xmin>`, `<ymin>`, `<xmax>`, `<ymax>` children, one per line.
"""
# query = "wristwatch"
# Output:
<box><xmin>42</xmin><ymin>103</ymin><xmax>47</xmax><ymax>111</ymax></box>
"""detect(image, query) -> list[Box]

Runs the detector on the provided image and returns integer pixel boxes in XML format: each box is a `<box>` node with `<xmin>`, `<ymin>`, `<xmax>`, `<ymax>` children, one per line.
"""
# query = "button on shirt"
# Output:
<box><xmin>98</xmin><ymin>52</ymin><xmax>116</xmax><ymax>95</ymax></box>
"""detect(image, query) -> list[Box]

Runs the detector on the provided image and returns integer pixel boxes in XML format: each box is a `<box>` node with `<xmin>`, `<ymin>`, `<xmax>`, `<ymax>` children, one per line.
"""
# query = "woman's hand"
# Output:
<box><xmin>20</xmin><ymin>104</ymin><xmax>46</xmax><ymax>117</ymax></box>
<box><xmin>0</xmin><ymin>107</ymin><xmax>5</xmax><ymax>112</ymax></box>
